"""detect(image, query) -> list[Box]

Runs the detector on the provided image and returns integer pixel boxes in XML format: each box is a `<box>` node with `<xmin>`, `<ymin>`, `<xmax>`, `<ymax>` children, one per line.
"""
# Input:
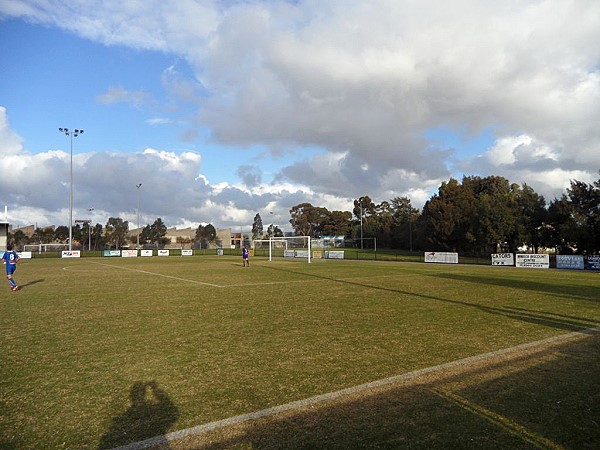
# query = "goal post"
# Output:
<box><xmin>253</xmin><ymin>236</ymin><xmax>312</xmax><ymax>263</ymax></box>
<box><xmin>23</xmin><ymin>243</ymin><xmax>69</xmax><ymax>253</ymax></box>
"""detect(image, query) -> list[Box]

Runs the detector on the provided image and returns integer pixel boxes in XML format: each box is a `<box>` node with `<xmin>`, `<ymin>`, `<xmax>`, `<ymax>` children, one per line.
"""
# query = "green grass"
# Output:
<box><xmin>0</xmin><ymin>256</ymin><xmax>598</xmax><ymax>449</ymax></box>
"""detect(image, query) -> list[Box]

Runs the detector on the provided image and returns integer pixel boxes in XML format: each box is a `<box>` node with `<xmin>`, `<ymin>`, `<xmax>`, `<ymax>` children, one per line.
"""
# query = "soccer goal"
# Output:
<box><xmin>253</xmin><ymin>236</ymin><xmax>312</xmax><ymax>263</ymax></box>
<box><xmin>23</xmin><ymin>243</ymin><xmax>69</xmax><ymax>253</ymax></box>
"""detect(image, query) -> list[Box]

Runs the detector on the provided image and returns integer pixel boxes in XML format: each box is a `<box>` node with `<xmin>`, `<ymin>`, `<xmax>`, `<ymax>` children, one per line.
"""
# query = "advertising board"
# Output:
<box><xmin>325</xmin><ymin>251</ymin><xmax>345</xmax><ymax>259</ymax></box>
<box><xmin>587</xmin><ymin>255</ymin><xmax>600</xmax><ymax>270</ymax></box>
<box><xmin>121</xmin><ymin>250</ymin><xmax>138</xmax><ymax>258</ymax></box>
<box><xmin>515</xmin><ymin>254</ymin><xmax>549</xmax><ymax>268</ymax></box>
<box><xmin>61</xmin><ymin>250</ymin><xmax>81</xmax><ymax>258</ymax></box>
<box><xmin>491</xmin><ymin>253</ymin><xmax>514</xmax><ymax>266</ymax></box>
<box><xmin>182</xmin><ymin>249</ymin><xmax>193</xmax><ymax>256</ymax></box>
<box><xmin>424</xmin><ymin>252</ymin><xmax>458</xmax><ymax>264</ymax></box>
<box><xmin>157</xmin><ymin>250</ymin><xmax>170</xmax><ymax>256</ymax></box>
<box><xmin>556</xmin><ymin>255</ymin><xmax>584</xmax><ymax>270</ymax></box>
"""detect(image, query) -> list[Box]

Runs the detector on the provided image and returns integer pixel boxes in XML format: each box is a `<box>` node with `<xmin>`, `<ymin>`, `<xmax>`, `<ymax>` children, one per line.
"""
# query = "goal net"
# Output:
<box><xmin>253</xmin><ymin>236</ymin><xmax>312</xmax><ymax>263</ymax></box>
<box><xmin>23</xmin><ymin>243</ymin><xmax>69</xmax><ymax>253</ymax></box>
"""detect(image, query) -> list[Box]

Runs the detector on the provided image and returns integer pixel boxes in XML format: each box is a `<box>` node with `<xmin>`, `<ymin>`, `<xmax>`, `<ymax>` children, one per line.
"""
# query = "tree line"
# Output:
<box><xmin>9</xmin><ymin>173</ymin><xmax>599</xmax><ymax>256</ymax></box>
<box><xmin>9</xmin><ymin>217</ymin><xmax>222</xmax><ymax>251</ymax></box>
<box><xmin>279</xmin><ymin>173</ymin><xmax>600</xmax><ymax>256</ymax></box>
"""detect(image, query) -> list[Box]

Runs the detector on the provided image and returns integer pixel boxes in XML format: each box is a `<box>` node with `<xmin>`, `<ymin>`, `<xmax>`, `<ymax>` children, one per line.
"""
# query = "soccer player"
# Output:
<box><xmin>2</xmin><ymin>244</ymin><xmax>21</xmax><ymax>291</ymax></box>
<box><xmin>242</xmin><ymin>246</ymin><xmax>250</xmax><ymax>267</ymax></box>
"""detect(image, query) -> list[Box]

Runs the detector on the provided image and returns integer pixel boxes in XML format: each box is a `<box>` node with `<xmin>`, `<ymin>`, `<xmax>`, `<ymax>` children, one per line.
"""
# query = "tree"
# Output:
<box><xmin>352</xmin><ymin>196</ymin><xmax>377</xmax><ymax>244</ymax></box>
<box><xmin>105</xmin><ymin>217</ymin><xmax>129</xmax><ymax>249</ymax></box>
<box><xmin>252</xmin><ymin>213</ymin><xmax>263</xmax><ymax>240</ymax></box>
<box><xmin>265</xmin><ymin>224</ymin><xmax>284</xmax><ymax>238</ymax></box>
<box><xmin>320</xmin><ymin>210</ymin><xmax>352</xmax><ymax>237</ymax></box>
<box><xmin>513</xmin><ymin>183</ymin><xmax>547</xmax><ymax>252</ymax></box>
<box><xmin>8</xmin><ymin>229</ymin><xmax>28</xmax><ymax>249</ymax></box>
<box><xmin>195</xmin><ymin>224</ymin><xmax>217</xmax><ymax>249</ymax></box>
<box><xmin>390</xmin><ymin>196</ymin><xmax>420</xmax><ymax>250</ymax></box>
<box><xmin>91</xmin><ymin>223</ymin><xmax>104</xmax><ymax>250</ymax></box>
<box><xmin>54</xmin><ymin>225</ymin><xmax>70</xmax><ymax>244</ymax></box>
<box><xmin>141</xmin><ymin>218</ymin><xmax>169</xmax><ymax>248</ymax></box>
<box><xmin>32</xmin><ymin>227</ymin><xmax>54</xmax><ymax>244</ymax></box>
<box><xmin>563</xmin><ymin>177</ymin><xmax>600</xmax><ymax>253</ymax></box>
<box><xmin>289</xmin><ymin>203</ymin><xmax>329</xmax><ymax>237</ymax></box>
<box><xmin>421</xmin><ymin>178</ymin><xmax>476</xmax><ymax>252</ymax></box>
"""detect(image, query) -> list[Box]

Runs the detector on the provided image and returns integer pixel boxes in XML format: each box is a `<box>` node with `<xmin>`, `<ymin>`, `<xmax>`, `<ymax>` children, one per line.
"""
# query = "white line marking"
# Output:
<box><xmin>91</xmin><ymin>262</ymin><xmax>222</xmax><ymax>288</ymax></box>
<box><xmin>111</xmin><ymin>326</ymin><xmax>599</xmax><ymax>450</ymax></box>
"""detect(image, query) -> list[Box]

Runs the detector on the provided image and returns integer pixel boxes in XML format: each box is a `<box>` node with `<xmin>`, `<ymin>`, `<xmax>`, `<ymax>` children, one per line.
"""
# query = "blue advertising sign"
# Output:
<box><xmin>586</xmin><ymin>255</ymin><xmax>600</xmax><ymax>270</ymax></box>
<box><xmin>556</xmin><ymin>255</ymin><xmax>584</xmax><ymax>270</ymax></box>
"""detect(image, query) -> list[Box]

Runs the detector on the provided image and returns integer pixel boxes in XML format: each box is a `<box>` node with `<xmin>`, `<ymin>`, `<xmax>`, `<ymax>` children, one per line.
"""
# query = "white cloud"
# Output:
<box><xmin>1</xmin><ymin>0</ymin><xmax>599</xmax><ymax>229</ymax></box>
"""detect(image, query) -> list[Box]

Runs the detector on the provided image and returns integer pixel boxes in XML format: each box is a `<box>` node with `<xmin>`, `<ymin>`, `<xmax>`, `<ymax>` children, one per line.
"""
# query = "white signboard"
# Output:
<box><xmin>140</xmin><ymin>250</ymin><xmax>153</xmax><ymax>257</ymax></box>
<box><xmin>491</xmin><ymin>253</ymin><xmax>514</xmax><ymax>266</ymax></box>
<box><xmin>18</xmin><ymin>251</ymin><xmax>32</xmax><ymax>259</ymax></box>
<box><xmin>157</xmin><ymin>249</ymin><xmax>170</xmax><ymax>257</ymax></box>
<box><xmin>121</xmin><ymin>250</ymin><xmax>138</xmax><ymax>257</ymax></box>
<box><xmin>424</xmin><ymin>251</ymin><xmax>458</xmax><ymax>264</ymax></box>
<box><xmin>61</xmin><ymin>250</ymin><xmax>81</xmax><ymax>258</ymax></box>
<box><xmin>516</xmin><ymin>254</ymin><xmax>549</xmax><ymax>269</ymax></box>
<box><xmin>182</xmin><ymin>249</ymin><xmax>193</xmax><ymax>256</ymax></box>
<box><xmin>325</xmin><ymin>251</ymin><xmax>345</xmax><ymax>259</ymax></box>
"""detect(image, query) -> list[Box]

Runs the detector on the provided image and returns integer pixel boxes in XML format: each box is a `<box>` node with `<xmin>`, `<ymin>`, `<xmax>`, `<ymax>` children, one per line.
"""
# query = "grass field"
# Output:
<box><xmin>0</xmin><ymin>256</ymin><xmax>598</xmax><ymax>449</ymax></box>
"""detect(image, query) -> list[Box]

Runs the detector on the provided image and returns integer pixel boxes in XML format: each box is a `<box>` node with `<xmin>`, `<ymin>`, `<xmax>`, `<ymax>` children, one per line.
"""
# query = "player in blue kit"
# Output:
<box><xmin>242</xmin><ymin>246</ymin><xmax>250</xmax><ymax>267</ymax></box>
<box><xmin>2</xmin><ymin>244</ymin><xmax>21</xmax><ymax>291</ymax></box>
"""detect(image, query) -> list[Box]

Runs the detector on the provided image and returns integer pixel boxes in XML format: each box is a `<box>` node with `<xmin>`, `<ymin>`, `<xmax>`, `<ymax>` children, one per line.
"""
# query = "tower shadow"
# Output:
<box><xmin>98</xmin><ymin>381</ymin><xmax>179</xmax><ymax>449</ymax></box>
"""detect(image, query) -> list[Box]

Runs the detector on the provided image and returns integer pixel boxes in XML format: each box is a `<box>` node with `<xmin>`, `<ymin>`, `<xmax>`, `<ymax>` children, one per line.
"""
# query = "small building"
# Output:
<box><xmin>0</xmin><ymin>222</ymin><xmax>9</xmax><ymax>251</ymax></box>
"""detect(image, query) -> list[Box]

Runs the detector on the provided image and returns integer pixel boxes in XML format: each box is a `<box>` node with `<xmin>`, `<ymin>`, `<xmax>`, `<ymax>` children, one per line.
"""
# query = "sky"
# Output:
<box><xmin>1</xmin><ymin>0</ymin><xmax>599</xmax><ymax>233</ymax></box>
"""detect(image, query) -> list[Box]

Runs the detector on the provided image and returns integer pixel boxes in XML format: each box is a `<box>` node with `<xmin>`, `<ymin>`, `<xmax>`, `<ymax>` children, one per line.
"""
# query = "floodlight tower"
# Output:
<box><xmin>136</xmin><ymin>183</ymin><xmax>142</xmax><ymax>248</ymax></box>
<box><xmin>87</xmin><ymin>207</ymin><xmax>94</xmax><ymax>250</ymax></box>
<box><xmin>58</xmin><ymin>127</ymin><xmax>84</xmax><ymax>251</ymax></box>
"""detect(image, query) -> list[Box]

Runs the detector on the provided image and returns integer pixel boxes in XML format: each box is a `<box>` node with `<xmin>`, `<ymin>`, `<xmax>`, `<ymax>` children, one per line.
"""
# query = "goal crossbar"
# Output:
<box><xmin>253</xmin><ymin>236</ymin><xmax>312</xmax><ymax>263</ymax></box>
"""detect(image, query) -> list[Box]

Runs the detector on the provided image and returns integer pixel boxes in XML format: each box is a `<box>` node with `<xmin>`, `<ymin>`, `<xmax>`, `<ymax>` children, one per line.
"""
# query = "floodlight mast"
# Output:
<box><xmin>58</xmin><ymin>127</ymin><xmax>84</xmax><ymax>251</ymax></box>
<box><xmin>136</xmin><ymin>183</ymin><xmax>142</xmax><ymax>249</ymax></box>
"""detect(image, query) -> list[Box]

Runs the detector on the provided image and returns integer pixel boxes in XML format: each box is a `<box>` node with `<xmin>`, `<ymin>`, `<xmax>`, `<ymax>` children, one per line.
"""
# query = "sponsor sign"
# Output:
<box><xmin>61</xmin><ymin>250</ymin><xmax>81</xmax><ymax>258</ymax></box>
<box><xmin>157</xmin><ymin>249</ymin><xmax>170</xmax><ymax>257</ymax></box>
<box><xmin>284</xmin><ymin>250</ymin><xmax>295</xmax><ymax>258</ymax></box>
<box><xmin>103</xmin><ymin>250</ymin><xmax>121</xmax><ymax>257</ymax></box>
<box><xmin>325</xmin><ymin>250</ymin><xmax>345</xmax><ymax>259</ymax></box>
<box><xmin>587</xmin><ymin>255</ymin><xmax>600</xmax><ymax>270</ymax></box>
<box><xmin>121</xmin><ymin>250</ymin><xmax>138</xmax><ymax>258</ymax></box>
<box><xmin>424</xmin><ymin>252</ymin><xmax>458</xmax><ymax>264</ymax></box>
<box><xmin>17</xmin><ymin>251</ymin><xmax>32</xmax><ymax>259</ymax></box>
<box><xmin>556</xmin><ymin>255</ymin><xmax>584</xmax><ymax>270</ymax></box>
<box><xmin>216</xmin><ymin>248</ymin><xmax>224</xmax><ymax>256</ymax></box>
<box><xmin>515</xmin><ymin>253</ymin><xmax>549</xmax><ymax>269</ymax></box>
<box><xmin>182</xmin><ymin>249</ymin><xmax>193</xmax><ymax>256</ymax></box>
<box><xmin>140</xmin><ymin>250</ymin><xmax>153</xmax><ymax>257</ymax></box>
<box><xmin>491</xmin><ymin>253</ymin><xmax>514</xmax><ymax>266</ymax></box>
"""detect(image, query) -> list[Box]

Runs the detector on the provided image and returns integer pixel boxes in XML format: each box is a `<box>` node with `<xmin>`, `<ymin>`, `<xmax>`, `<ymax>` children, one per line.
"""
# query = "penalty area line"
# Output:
<box><xmin>90</xmin><ymin>262</ymin><xmax>222</xmax><ymax>288</ymax></box>
<box><xmin>111</xmin><ymin>326</ymin><xmax>600</xmax><ymax>450</ymax></box>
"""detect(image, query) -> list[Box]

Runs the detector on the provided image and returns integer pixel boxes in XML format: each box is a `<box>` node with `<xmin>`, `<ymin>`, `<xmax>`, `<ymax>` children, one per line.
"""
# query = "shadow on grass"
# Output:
<box><xmin>98</xmin><ymin>381</ymin><xmax>179</xmax><ymax>450</ymax></box>
<box><xmin>169</xmin><ymin>333</ymin><xmax>600</xmax><ymax>449</ymax></box>
<box><xmin>427</xmin><ymin>271</ymin><xmax>600</xmax><ymax>303</ymax></box>
<box><xmin>18</xmin><ymin>278</ymin><xmax>45</xmax><ymax>288</ymax></box>
<box><xmin>260</xmin><ymin>264</ymin><xmax>600</xmax><ymax>333</ymax></box>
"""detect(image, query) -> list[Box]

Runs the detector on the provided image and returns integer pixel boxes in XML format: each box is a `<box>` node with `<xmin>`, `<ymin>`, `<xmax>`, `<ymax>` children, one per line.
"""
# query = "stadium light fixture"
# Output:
<box><xmin>88</xmin><ymin>207</ymin><xmax>94</xmax><ymax>251</ymax></box>
<box><xmin>58</xmin><ymin>127</ymin><xmax>84</xmax><ymax>251</ymax></box>
<box><xmin>136</xmin><ymin>183</ymin><xmax>142</xmax><ymax>249</ymax></box>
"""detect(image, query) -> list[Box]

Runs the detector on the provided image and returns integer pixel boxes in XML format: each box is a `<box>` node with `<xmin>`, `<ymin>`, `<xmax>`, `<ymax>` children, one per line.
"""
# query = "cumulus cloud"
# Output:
<box><xmin>1</xmin><ymin>0</ymin><xmax>599</xmax><ymax>229</ymax></box>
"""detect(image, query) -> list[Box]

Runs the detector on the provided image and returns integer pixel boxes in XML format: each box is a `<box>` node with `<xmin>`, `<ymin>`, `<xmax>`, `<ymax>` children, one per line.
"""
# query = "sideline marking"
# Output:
<box><xmin>111</xmin><ymin>326</ymin><xmax>599</xmax><ymax>450</ymax></box>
